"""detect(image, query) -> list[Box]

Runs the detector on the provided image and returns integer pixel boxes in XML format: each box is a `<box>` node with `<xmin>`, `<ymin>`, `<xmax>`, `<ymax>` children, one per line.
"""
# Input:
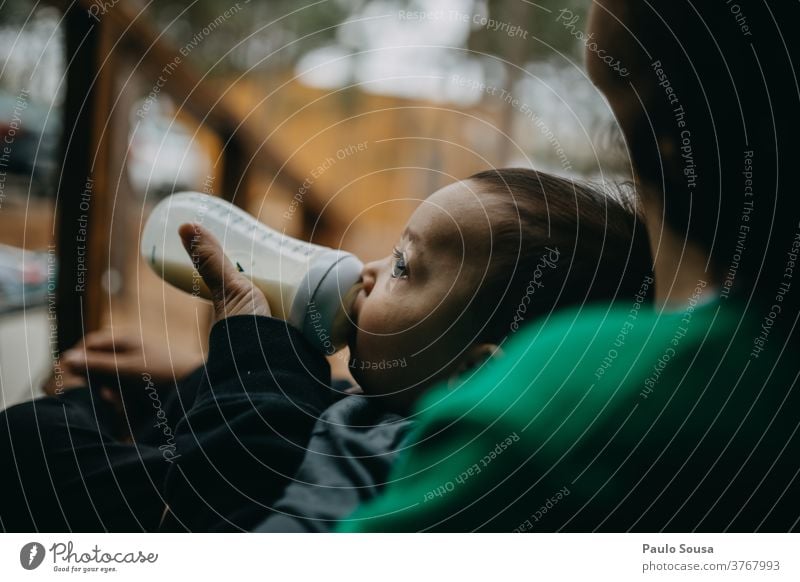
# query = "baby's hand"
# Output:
<box><xmin>179</xmin><ymin>222</ymin><xmax>271</xmax><ymax>322</ymax></box>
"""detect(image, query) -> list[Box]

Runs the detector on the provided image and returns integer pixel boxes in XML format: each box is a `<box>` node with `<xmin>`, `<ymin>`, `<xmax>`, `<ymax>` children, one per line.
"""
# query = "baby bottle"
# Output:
<box><xmin>140</xmin><ymin>191</ymin><xmax>363</xmax><ymax>354</ymax></box>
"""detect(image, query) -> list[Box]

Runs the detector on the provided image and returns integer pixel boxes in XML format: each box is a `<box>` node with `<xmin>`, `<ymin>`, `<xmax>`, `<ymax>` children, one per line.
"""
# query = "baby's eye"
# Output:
<box><xmin>391</xmin><ymin>247</ymin><xmax>409</xmax><ymax>279</ymax></box>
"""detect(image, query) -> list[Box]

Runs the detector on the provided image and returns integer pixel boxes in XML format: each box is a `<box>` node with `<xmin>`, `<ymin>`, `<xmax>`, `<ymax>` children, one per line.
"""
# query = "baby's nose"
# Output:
<box><xmin>360</xmin><ymin>262</ymin><xmax>379</xmax><ymax>295</ymax></box>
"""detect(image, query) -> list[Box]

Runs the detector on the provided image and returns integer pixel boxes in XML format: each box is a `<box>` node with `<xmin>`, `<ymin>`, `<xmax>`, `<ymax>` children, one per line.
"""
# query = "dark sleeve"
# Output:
<box><xmin>160</xmin><ymin>315</ymin><xmax>334</xmax><ymax>532</ymax></box>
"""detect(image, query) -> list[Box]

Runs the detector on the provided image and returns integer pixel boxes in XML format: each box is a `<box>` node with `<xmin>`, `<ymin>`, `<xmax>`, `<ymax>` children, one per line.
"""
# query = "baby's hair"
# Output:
<box><xmin>466</xmin><ymin>168</ymin><xmax>652</xmax><ymax>343</ymax></box>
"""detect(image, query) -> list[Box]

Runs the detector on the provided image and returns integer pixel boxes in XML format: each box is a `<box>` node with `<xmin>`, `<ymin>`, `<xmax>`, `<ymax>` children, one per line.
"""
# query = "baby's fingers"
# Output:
<box><xmin>178</xmin><ymin>222</ymin><xmax>270</xmax><ymax>321</ymax></box>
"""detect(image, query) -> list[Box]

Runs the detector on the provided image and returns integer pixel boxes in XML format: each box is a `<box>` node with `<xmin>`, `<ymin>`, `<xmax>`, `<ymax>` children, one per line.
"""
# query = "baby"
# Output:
<box><xmin>345</xmin><ymin>167</ymin><xmax>650</xmax><ymax>411</ymax></box>
<box><xmin>253</xmin><ymin>167</ymin><xmax>651</xmax><ymax>531</ymax></box>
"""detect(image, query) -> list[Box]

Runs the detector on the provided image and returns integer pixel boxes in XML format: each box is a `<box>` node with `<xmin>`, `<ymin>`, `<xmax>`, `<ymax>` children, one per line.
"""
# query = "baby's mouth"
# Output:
<box><xmin>344</xmin><ymin>281</ymin><xmax>367</xmax><ymax>318</ymax></box>
<box><xmin>347</xmin><ymin>283</ymin><xmax>365</xmax><ymax>321</ymax></box>
<box><xmin>345</xmin><ymin>284</ymin><xmax>365</xmax><ymax>345</ymax></box>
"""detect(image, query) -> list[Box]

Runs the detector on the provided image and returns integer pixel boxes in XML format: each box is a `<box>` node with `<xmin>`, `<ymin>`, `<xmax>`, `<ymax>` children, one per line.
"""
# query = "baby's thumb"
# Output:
<box><xmin>178</xmin><ymin>223</ymin><xmax>270</xmax><ymax>320</ymax></box>
<box><xmin>178</xmin><ymin>223</ymin><xmax>237</xmax><ymax>298</ymax></box>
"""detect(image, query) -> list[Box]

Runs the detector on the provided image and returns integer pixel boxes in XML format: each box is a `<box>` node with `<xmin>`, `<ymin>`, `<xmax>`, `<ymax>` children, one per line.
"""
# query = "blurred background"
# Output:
<box><xmin>0</xmin><ymin>0</ymin><xmax>627</xmax><ymax>406</ymax></box>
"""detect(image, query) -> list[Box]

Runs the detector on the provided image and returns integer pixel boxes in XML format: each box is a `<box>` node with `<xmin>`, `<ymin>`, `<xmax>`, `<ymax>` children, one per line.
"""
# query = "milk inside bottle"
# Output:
<box><xmin>140</xmin><ymin>192</ymin><xmax>363</xmax><ymax>354</ymax></box>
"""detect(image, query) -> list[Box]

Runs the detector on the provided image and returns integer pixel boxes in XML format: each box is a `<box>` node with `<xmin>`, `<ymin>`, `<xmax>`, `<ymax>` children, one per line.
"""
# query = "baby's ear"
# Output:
<box><xmin>447</xmin><ymin>343</ymin><xmax>504</xmax><ymax>389</ymax></box>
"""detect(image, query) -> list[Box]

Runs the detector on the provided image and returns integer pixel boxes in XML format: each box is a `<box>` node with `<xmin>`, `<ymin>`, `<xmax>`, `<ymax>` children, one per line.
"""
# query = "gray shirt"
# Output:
<box><xmin>255</xmin><ymin>395</ymin><xmax>412</xmax><ymax>532</ymax></box>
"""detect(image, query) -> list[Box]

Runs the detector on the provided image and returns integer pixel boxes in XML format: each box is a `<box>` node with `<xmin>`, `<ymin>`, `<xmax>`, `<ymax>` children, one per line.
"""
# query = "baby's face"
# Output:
<box><xmin>347</xmin><ymin>180</ymin><xmax>493</xmax><ymax>409</ymax></box>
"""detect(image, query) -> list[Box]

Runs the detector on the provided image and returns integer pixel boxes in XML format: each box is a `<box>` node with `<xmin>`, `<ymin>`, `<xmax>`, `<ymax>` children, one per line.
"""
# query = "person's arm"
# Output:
<box><xmin>161</xmin><ymin>314</ymin><xmax>333</xmax><ymax>531</ymax></box>
<box><xmin>159</xmin><ymin>223</ymin><xmax>334</xmax><ymax>531</ymax></box>
<box><xmin>336</xmin><ymin>410</ymin><xmax>532</xmax><ymax>532</ymax></box>
<box><xmin>336</xmin><ymin>344</ymin><xmax>590</xmax><ymax>533</ymax></box>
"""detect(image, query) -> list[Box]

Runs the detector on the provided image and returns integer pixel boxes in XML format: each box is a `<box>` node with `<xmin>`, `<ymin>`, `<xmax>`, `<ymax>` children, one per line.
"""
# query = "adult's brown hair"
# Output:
<box><xmin>587</xmin><ymin>1</ymin><xmax>799</xmax><ymax>303</ymax></box>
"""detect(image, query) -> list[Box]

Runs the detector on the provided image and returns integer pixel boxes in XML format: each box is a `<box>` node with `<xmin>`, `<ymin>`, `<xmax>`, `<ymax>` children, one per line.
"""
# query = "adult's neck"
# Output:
<box><xmin>643</xmin><ymin>197</ymin><xmax>721</xmax><ymax>311</ymax></box>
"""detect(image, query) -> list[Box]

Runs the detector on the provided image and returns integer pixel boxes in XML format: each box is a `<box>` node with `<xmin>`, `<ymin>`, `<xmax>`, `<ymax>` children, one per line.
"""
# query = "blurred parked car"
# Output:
<box><xmin>0</xmin><ymin>91</ymin><xmax>61</xmax><ymax>198</ymax></box>
<box><xmin>0</xmin><ymin>244</ymin><xmax>52</xmax><ymax>313</ymax></box>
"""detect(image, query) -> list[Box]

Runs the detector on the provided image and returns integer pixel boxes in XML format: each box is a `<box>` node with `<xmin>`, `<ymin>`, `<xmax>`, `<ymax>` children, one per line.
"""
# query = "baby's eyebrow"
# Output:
<box><xmin>400</xmin><ymin>227</ymin><xmax>429</xmax><ymax>270</ymax></box>
<box><xmin>403</xmin><ymin>225</ymin><xmax>461</xmax><ymax>263</ymax></box>
<box><xmin>401</xmin><ymin>227</ymin><xmax>420</xmax><ymax>244</ymax></box>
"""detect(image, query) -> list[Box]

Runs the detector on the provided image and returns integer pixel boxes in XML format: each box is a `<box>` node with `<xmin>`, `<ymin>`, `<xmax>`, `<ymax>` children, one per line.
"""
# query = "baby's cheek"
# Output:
<box><xmin>362</xmin><ymin>297</ymin><xmax>417</xmax><ymax>335</ymax></box>
<box><xmin>354</xmin><ymin>296</ymin><xmax>432</xmax><ymax>363</ymax></box>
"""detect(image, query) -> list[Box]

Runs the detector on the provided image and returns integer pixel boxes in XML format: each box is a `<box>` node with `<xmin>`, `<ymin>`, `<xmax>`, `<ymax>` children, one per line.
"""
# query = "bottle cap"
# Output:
<box><xmin>289</xmin><ymin>249</ymin><xmax>363</xmax><ymax>354</ymax></box>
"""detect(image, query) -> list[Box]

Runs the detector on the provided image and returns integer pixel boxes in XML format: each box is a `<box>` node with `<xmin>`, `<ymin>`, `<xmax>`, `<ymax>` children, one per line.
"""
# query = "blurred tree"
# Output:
<box><xmin>0</xmin><ymin>0</ymin><xmax>34</xmax><ymax>24</ymax></box>
<box><xmin>143</xmin><ymin>0</ymin><xmax>353</xmax><ymax>76</ymax></box>
<box><xmin>468</xmin><ymin>0</ymin><xmax>588</xmax><ymax>61</ymax></box>
<box><xmin>467</xmin><ymin>0</ymin><xmax>589</xmax><ymax>162</ymax></box>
